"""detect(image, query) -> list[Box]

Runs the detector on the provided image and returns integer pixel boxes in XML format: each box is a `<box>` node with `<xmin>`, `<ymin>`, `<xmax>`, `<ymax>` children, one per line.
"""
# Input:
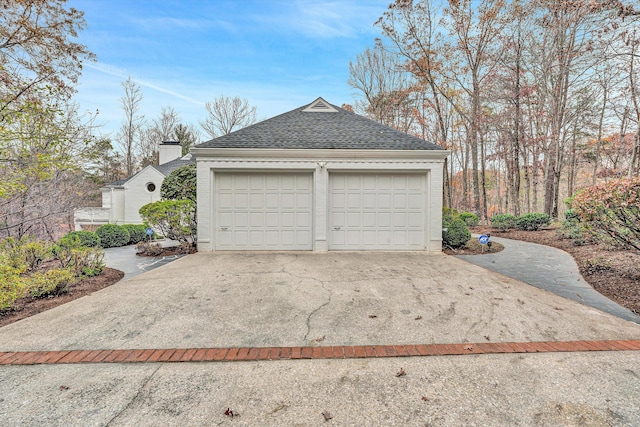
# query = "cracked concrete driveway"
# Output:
<box><xmin>1</xmin><ymin>252</ymin><xmax>640</xmax><ymax>426</ymax></box>
<box><xmin>2</xmin><ymin>252</ymin><xmax>639</xmax><ymax>351</ymax></box>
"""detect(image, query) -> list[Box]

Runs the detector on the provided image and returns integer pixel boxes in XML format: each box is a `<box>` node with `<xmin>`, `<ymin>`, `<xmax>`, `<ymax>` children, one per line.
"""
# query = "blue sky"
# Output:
<box><xmin>69</xmin><ymin>0</ymin><xmax>390</xmax><ymax>140</ymax></box>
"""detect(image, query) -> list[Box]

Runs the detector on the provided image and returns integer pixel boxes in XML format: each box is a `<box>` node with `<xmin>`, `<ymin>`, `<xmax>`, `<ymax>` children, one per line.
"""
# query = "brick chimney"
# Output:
<box><xmin>159</xmin><ymin>141</ymin><xmax>182</xmax><ymax>165</ymax></box>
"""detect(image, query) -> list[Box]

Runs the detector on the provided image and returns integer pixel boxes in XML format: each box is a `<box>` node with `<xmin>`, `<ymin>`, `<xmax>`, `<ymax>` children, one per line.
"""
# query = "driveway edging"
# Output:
<box><xmin>2</xmin><ymin>339</ymin><xmax>639</xmax><ymax>366</ymax></box>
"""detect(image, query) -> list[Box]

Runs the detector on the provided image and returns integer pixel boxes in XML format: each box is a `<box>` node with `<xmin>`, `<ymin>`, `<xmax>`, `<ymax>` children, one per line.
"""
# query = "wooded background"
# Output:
<box><xmin>1</xmin><ymin>0</ymin><xmax>639</xmax><ymax>240</ymax></box>
<box><xmin>347</xmin><ymin>0</ymin><xmax>640</xmax><ymax>220</ymax></box>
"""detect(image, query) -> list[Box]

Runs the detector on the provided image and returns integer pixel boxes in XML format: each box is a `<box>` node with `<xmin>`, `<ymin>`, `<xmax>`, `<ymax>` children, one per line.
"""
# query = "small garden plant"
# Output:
<box><xmin>0</xmin><ymin>235</ymin><xmax>105</xmax><ymax>312</ymax></box>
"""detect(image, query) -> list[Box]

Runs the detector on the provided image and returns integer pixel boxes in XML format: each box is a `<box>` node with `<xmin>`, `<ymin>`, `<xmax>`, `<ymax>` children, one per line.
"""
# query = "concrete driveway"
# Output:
<box><xmin>1</xmin><ymin>252</ymin><xmax>639</xmax><ymax>426</ymax></box>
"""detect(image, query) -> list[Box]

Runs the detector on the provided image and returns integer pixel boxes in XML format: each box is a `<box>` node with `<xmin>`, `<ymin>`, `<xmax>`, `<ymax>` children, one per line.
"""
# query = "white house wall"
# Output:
<box><xmin>123</xmin><ymin>167</ymin><xmax>165</xmax><ymax>223</ymax></box>
<box><xmin>196</xmin><ymin>155</ymin><xmax>445</xmax><ymax>252</ymax></box>
<box><xmin>110</xmin><ymin>188</ymin><xmax>125</xmax><ymax>223</ymax></box>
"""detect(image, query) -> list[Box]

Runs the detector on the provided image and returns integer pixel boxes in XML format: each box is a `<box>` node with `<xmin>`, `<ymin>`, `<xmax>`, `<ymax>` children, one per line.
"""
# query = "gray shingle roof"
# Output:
<box><xmin>195</xmin><ymin>98</ymin><xmax>444</xmax><ymax>151</ymax></box>
<box><xmin>105</xmin><ymin>155</ymin><xmax>195</xmax><ymax>186</ymax></box>
<box><xmin>153</xmin><ymin>155</ymin><xmax>195</xmax><ymax>176</ymax></box>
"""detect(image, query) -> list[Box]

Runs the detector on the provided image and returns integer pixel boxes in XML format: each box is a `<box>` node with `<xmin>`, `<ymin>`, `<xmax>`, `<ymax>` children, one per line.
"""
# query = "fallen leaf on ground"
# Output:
<box><xmin>368</xmin><ymin>314</ymin><xmax>377</xmax><ymax>318</ymax></box>
<box><xmin>396</xmin><ymin>367</ymin><xmax>406</xmax><ymax>377</ymax></box>
<box><xmin>322</xmin><ymin>411</ymin><xmax>333</xmax><ymax>421</ymax></box>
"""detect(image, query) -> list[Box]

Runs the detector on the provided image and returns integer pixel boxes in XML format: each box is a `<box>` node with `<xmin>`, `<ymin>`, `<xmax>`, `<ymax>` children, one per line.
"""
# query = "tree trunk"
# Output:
<box><xmin>592</xmin><ymin>84</ymin><xmax>608</xmax><ymax>185</ymax></box>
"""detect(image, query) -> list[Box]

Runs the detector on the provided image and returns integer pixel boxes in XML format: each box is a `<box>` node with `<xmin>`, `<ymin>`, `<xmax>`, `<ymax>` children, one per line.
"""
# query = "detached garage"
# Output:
<box><xmin>191</xmin><ymin>97</ymin><xmax>449</xmax><ymax>252</ymax></box>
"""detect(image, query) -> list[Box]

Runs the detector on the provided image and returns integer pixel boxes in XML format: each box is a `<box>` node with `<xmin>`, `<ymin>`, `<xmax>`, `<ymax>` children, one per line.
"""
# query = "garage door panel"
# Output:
<box><xmin>235</xmin><ymin>193</ymin><xmax>249</xmax><ymax>208</ymax></box>
<box><xmin>297</xmin><ymin>193</ymin><xmax>311</xmax><ymax>208</ymax></box>
<box><xmin>393</xmin><ymin>212</ymin><xmax>406</xmax><ymax>226</ymax></box>
<box><xmin>329</xmin><ymin>173</ymin><xmax>426</xmax><ymax>250</ymax></box>
<box><xmin>215</xmin><ymin>173</ymin><xmax>313</xmax><ymax>250</ymax></box>
<box><xmin>377</xmin><ymin>230</ymin><xmax>391</xmax><ymax>245</ymax></box>
<box><xmin>362</xmin><ymin>212</ymin><xmax>376</xmax><ymax>227</ymax></box>
<box><xmin>377</xmin><ymin>175</ymin><xmax>392</xmax><ymax>189</ymax></box>
<box><xmin>281</xmin><ymin>193</ymin><xmax>295</xmax><ymax>208</ymax></box>
<box><xmin>297</xmin><ymin>230</ymin><xmax>312</xmax><ymax>245</ymax></box>
<box><xmin>378</xmin><ymin>212</ymin><xmax>392</xmax><ymax>227</ymax></box>
<box><xmin>408</xmin><ymin>212</ymin><xmax>423</xmax><ymax>227</ymax></box>
<box><xmin>347</xmin><ymin>175</ymin><xmax>361</xmax><ymax>189</ymax></box>
<box><xmin>378</xmin><ymin>193</ymin><xmax>392</xmax><ymax>208</ymax></box>
<box><xmin>249</xmin><ymin>231</ymin><xmax>264</xmax><ymax>246</ymax></box>
<box><xmin>297</xmin><ymin>212</ymin><xmax>310</xmax><ymax>227</ymax></box>
<box><xmin>218</xmin><ymin>193</ymin><xmax>233</xmax><ymax>209</ymax></box>
<box><xmin>362</xmin><ymin>193</ymin><xmax>376</xmax><ymax>208</ymax></box>
<box><xmin>332</xmin><ymin>193</ymin><xmax>345</xmax><ymax>208</ymax></box>
<box><xmin>347</xmin><ymin>193</ymin><xmax>361</xmax><ymax>208</ymax></box>
<box><xmin>408</xmin><ymin>194</ymin><xmax>422</xmax><ymax>209</ymax></box>
<box><xmin>264</xmin><ymin>212</ymin><xmax>279</xmax><ymax>227</ymax></box>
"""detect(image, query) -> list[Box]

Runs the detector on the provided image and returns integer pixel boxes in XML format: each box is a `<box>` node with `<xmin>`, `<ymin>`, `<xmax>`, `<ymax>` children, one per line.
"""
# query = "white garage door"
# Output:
<box><xmin>215</xmin><ymin>173</ymin><xmax>313</xmax><ymax>250</ymax></box>
<box><xmin>329</xmin><ymin>173</ymin><xmax>426</xmax><ymax>250</ymax></box>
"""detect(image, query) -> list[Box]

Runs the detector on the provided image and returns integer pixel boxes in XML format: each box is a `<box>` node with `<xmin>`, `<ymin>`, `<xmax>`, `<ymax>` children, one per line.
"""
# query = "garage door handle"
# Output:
<box><xmin>333</xmin><ymin>226</ymin><xmax>342</xmax><ymax>230</ymax></box>
<box><xmin>220</xmin><ymin>227</ymin><xmax>229</xmax><ymax>231</ymax></box>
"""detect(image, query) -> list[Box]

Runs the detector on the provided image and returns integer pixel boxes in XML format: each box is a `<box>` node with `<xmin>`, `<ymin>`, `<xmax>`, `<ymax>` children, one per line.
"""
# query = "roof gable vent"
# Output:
<box><xmin>302</xmin><ymin>97</ymin><xmax>338</xmax><ymax>113</ymax></box>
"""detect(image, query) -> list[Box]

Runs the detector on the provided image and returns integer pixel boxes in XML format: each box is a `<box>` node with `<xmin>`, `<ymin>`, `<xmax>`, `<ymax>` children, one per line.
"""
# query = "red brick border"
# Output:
<box><xmin>1</xmin><ymin>339</ymin><xmax>638</xmax><ymax>366</ymax></box>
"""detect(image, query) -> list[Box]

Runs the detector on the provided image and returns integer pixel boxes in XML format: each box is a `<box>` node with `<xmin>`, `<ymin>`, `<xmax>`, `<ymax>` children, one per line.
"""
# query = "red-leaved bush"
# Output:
<box><xmin>571</xmin><ymin>178</ymin><xmax>640</xmax><ymax>252</ymax></box>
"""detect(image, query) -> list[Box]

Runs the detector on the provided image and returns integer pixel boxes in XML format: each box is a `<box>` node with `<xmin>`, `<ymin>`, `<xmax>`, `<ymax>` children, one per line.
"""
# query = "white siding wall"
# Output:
<box><xmin>123</xmin><ymin>168</ymin><xmax>165</xmax><ymax>223</ymax></box>
<box><xmin>196</xmin><ymin>155</ymin><xmax>446</xmax><ymax>252</ymax></box>
<box><xmin>111</xmin><ymin>188</ymin><xmax>126</xmax><ymax>223</ymax></box>
<box><xmin>101</xmin><ymin>189</ymin><xmax>112</xmax><ymax>209</ymax></box>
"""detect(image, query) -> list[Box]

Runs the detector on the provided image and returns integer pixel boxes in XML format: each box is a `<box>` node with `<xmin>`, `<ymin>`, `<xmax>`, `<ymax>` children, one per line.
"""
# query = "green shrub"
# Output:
<box><xmin>1</xmin><ymin>237</ymin><xmax>30</xmax><ymax>271</ymax></box>
<box><xmin>161</xmin><ymin>164</ymin><xmax>196</xmax><ymax>202</ymax></box>
<box><xmin>20</xmin><ymin>240</ymin><xmax>50</xmax><ymax>271</ymax></box>
<box><xmin>572</xmin><ymin>178</ymin><xmax>640</xmax><ymax>252</ymax></box>
<box><xmin>515</xmin><ymin>212</ymin><xmax>551</xmax><ymax>231</ymax></box>
<box><xmin>60</xmin><ymin>231</ymin><xmax>101</xmax><ymax>248</ymax></box>
<box><xmin>0</xmin><ymin>265</ymin><xmax>26</xmax><ymax>311</ymax></box>
<box><xmin>96</xmin><ymin>224</ymin><xmax>130</xmax><ymax>248</ymax></box>
<box><xmin>122</xmin><ymin>224</ymin><xmax>147</xmax><ymax>244</ymax></box>
<box><xmin>490</xmin><ymin>214</ymin><xmax>516</xmax><ymax>231</ymax></box>
<box><xmin>558</xmin><ymin>209</ymin><xmax>588</xmax><ymax>246</ymax></box>
<box><xmin>28</xmin><ymin>269</ymin><xmax>77</xmax><ymax>297</ymax></box>
<box><xmin>444</xmin><ymin>218</ymin><xmax>471</xmax><ymax>248</ymax></box>
<box><xmin>459</xmin><ymin>212</ymin><xmax>479</xmax><ymax>227</ymax></box>
<box><xmin>442</xmin><ymin>207</ymin><xmax>459</xmax><ymax>228</ymax></box>
<box><xmin>139</xmin><ymin>199</ymin><xmax>197</xmax><ymax>245</ymax></box>
<box><xmin>0</xmin><ymin>237</ymin><xmax>52</xmax><ymax>271</ymax></box>
<box><xmin>53</xmin><ymin>244</ymin><xmax>105</xmax><ymax>277</ymax></box>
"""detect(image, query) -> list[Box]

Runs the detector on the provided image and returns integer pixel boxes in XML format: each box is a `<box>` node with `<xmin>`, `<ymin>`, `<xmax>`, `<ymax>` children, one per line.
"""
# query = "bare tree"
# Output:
<box><xmin>200</xmin><ymin>95</ymin><xmax>257</xmax><ymax>138</ymax></box>
<box><xmin>348</xmin><ymin>43</ymin><xmax>416</xmax><ymax>132</ymax></box>
<box><xmin>138</xmin><ymin>106</ymin><xmax>180</xmax><ymax>167</ymax></box>
<box><xmin>0</xmin><ymin>0</ymin><xmax>95</xmax><ymax>123</ymax></box>
<box><xmin>117</xmin><ymin>77</ymin><xmax>144</xmax><ymax>175</ymax></box>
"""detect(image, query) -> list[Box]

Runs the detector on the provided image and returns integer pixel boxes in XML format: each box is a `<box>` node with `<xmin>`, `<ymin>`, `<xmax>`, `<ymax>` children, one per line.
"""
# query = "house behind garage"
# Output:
<box><xmin>73</xmin><ymin>142</ymin><xmax>194</xmax><ymax>230</ymax></box>
<box><xmin>191</xmin><ymin>97</ymin><xmax>449</xmax><ymax>252</ymax></box>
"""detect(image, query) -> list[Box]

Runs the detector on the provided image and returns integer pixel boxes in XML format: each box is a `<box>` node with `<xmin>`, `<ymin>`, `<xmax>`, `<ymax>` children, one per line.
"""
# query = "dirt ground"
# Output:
<box><xmin>2</xmin><ymin>229</ymin><xmax>638</xmax><ymax>327</ymax></box>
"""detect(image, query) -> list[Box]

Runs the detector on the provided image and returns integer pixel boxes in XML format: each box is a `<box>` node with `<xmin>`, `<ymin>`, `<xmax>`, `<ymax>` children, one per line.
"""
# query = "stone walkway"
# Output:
<box><xmin>456</xmin><ymin>235</ymin><xmax>640</xmax><ymax>324</ymax></box>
